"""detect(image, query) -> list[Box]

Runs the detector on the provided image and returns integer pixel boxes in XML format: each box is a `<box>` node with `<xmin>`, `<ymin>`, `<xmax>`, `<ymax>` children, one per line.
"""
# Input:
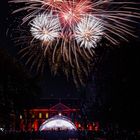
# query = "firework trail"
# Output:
<box><xmin>9</xmin><ymin>0</ymin><xmax>140</xmax><ymax>87</ymax></box>
<box><xmin>9</xmin><ymin>0</ymin><xmax>140</xmax><ymax>44</ymax></box>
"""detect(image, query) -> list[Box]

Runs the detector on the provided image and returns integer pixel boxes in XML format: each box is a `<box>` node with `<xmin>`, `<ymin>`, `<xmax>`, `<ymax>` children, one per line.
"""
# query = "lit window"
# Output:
<box><xmin>46</xmin><ymin>113</ymin><xmax>48</xmax><ymax>118</ymax></box>
<box><xmin>39</xmin><ymin>113</ymin><xmax>42</xmax><ymax>119</ymax></box>
<box><xmin>32</xmin><ymin>114</ymin><xmax>35</xmax><ymax>118</ymax></box>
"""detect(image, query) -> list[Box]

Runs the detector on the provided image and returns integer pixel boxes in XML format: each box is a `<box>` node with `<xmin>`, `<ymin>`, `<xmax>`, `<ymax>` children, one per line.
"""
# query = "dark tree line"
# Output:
<box><xmin>0</xmin><ymin>48</ymin><xmax>40</xmax><ymax>130</ymax></box>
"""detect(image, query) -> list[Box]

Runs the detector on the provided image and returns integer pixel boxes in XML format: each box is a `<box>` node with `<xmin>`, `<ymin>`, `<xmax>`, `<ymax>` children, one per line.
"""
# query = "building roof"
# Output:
<box><xmin>28</xmin><ymin>102</ymin><xmax>79</xmax><ymax>112</ymax></box>
<box><xmin>50</xmin><ymin>103</ymin><xmax>71</xmax><ymax>111</ymax></box>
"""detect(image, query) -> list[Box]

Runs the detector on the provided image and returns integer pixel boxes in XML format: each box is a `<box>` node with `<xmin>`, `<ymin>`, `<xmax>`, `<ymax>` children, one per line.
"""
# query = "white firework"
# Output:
<box><xmin>74</xmin><ymin>15</ymin><xmax>104</xmax><ymax>49</ymax></box>
<box><xmin>30</xmin><ymin>12</ymin><xmax>61</xmax><ymax>42</ymax></box>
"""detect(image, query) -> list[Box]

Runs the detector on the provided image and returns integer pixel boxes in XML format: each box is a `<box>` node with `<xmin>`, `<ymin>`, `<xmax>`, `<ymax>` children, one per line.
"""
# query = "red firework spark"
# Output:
<box><xmin>58</xmin><ymin>0</ymin><xmax>93</xmax><ymax>27</ymax></box>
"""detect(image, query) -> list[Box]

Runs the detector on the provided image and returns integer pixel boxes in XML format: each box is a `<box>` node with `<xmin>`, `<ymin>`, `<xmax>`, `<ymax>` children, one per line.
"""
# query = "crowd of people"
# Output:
<box><xmin>0</xmin><ymin>128</ymin><xmax>140</xmax><ymax>140</ymax></box>
<box><xmin>0</xmin><ymin>130</ymin><xmax>78</xmax><ymax>140</ymax></box>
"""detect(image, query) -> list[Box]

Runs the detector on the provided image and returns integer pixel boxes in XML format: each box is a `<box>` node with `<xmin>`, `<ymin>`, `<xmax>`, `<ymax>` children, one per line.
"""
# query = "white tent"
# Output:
<box><xmin>39</xmin><ymin>115</ymin><xmax>77</xmax><ymax>131</ymax></box>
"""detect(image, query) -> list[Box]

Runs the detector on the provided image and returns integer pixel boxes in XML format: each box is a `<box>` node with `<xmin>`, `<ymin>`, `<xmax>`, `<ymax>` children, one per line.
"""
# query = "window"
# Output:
<box><xmin>39</xmin><ymin>113</ymin><xmax>42</xmax><ymax>119</ymax></box>
<box><xmin>32</xmin><ymin>114</ymin><xmax>35</xmax><ymax>119</ymax></box>
<box><xmin>46</xmin><ymin>113</ymin><xmax>49</xmax><ymax>119</ymax></box>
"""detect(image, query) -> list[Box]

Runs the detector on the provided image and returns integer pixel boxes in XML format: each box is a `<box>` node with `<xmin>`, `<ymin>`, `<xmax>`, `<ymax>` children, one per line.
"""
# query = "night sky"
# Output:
<box><xmin>1</xmin><ymin>0</ymin><xmax>140</xmax><ymax>128</ymax></box>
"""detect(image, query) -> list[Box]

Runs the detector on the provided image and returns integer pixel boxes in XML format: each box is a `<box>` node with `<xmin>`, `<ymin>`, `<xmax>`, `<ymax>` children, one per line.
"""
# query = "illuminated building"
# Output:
<box><xmin>19</xmin><ymin>102</ymin><xmax>80</xmax><ymax>131</ymax></box>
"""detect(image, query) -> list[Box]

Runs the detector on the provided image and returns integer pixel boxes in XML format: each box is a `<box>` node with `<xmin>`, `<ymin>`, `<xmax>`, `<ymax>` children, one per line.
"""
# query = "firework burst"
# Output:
<box><xmin>58</xmin><ymin>0</ymin><xmax>93</xmax><ymax>26</ymax></box>
<box><xmin>9</xmin><ymin>0</ymin><xmax>140</xmax><ymax>87</ymax></box>
<box><xmin>30</xmin><ymin>12</ymin><xmax>61</xmax><ymax>42</ymax></box>
<box><xmin>10</xmin><ymin>0</ymin><xmax>140</xmax><ymax>48</ymax></box>
<box><xmin>74</xmin><ymin>14</ymin><xmax>103</xmax><ymax>49</ymax></box>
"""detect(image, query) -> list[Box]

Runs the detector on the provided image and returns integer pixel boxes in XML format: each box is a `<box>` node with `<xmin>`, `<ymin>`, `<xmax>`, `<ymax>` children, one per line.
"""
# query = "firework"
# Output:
<box><xmin>9</xmin><ymin>0</ymin><xmax>140</xmax><ymax>87</ymax></box>
<box><xmin>30</xmin><ymin>12</ymin><xmax>61</xmax><ymax>42</ymax></box>
<box><xmin>58</xmin><ymin>0</ymin><xmax>93</xmax><ymax>27</ymax></box>
<box><xmin>9</xmin><ymin>0</ymin><xmax>63</xmax><ymax>24</ymax></box>
<box><xmin>10</xmin><ymin>0</ymin><xmax>140</xmax><ymax>46</ymax></box>
<box><xmin>74</xmin><ymin>14</ymin><xmax>103</xmax><ymax>49</ymax></box>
